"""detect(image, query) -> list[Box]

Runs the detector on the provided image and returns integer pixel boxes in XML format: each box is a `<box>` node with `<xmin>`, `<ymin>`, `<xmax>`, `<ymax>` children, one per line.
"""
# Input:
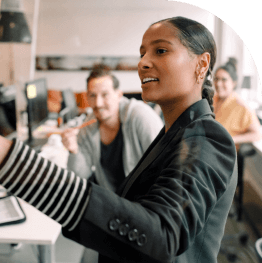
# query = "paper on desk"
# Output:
<box><xmin>39</xmin><ymin>134</ymin><xmax>69</xmax><ymax>168</ymax></box>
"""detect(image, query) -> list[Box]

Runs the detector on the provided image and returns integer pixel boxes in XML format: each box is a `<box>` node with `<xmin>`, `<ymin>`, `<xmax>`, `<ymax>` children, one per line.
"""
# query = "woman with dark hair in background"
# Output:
<box><xmin>213</xmin><ymin>58</ymin><xmax>261</xmax><ymax>146</ymax></box>
<box><xmin>213</xmin><ymin>58</ymin><xmax>261</xmax><ymax>221</ymax></box>
<box><xmin>0</xmin><ymin>16</ymin><xmax>237</xmax><ymax>263</ymax></box>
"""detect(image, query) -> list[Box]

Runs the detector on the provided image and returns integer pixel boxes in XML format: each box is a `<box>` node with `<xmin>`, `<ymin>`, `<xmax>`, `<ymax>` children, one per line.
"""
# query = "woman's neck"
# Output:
<box><xmin>161</xmin><ymin>96</ymin><xmax>202</xmax><ymax>132</ymax></box>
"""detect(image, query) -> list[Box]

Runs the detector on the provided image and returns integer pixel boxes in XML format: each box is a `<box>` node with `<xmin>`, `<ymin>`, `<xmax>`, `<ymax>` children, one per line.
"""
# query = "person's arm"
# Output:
<box><xmin>0</xmin><ymin>136</ymin><xmax>12</xmax><ymax>164</ymax></box>
<box><xmin>233</xmin><ymin>121</ymin><xmax>262</xmax><ymax>144</ymax></box>
<box><xmin>0</xmin><ymin>138</ymin><xmax>90</xmax><ymax>231</ymax></box>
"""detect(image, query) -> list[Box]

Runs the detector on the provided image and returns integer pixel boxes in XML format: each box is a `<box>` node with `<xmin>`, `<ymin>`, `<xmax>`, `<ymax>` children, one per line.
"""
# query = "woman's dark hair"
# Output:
<box><xmin>215</xmin><ymin>57</ymin><xmax>238</xmax><ymax>82</ymax></box>
<box><xmin>152</xmin><ymin>16</ymin><xmax>217</xmax><ymax>111</ymax></box>
<box><xmin>86</xmin><ymin>64</ymin><xmax>119</xmax><ymax>90</ymax></box>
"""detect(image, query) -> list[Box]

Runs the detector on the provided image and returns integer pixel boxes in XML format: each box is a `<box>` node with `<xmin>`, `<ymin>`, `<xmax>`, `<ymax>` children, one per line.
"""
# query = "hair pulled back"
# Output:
<box><xmin>86</xmin><ymin>64</ymin><xmax>119</xmax><ymax>90</ymax></box>
<box><xmin>153</xmin><ymin>16</ymin><xmax>217</xmax><ymax>111</ymax></box>
<box><xmin>215</xmin><ymin>57</ymin><xmax>238</xmax><ymax>82</ymax></box>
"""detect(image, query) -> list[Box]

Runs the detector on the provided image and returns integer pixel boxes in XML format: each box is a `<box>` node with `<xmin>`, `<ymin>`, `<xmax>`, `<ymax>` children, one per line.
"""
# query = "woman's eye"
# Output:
<box><xmin>140</xmin><ymin>54</ymin><xmax>145</xmax><ymax>58</ymax></box>
<box><xmin>157</xmin><ymin>49</ymin><xmax>167</xmax><ymax>54</ymax></box>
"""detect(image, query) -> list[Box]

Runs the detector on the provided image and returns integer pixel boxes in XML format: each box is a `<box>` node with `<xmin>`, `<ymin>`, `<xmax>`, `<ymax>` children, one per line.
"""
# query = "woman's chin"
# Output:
<box><xmin>141</xmin><ymin>91</ymin><xmax>157</xmax><ymax>103</ymax></box>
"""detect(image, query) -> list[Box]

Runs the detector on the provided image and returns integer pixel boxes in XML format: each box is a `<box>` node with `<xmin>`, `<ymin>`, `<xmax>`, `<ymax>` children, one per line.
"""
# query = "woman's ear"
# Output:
<box><xmin>198</xmin><ymin>52</ymin><xmax>210</xmax><ymax>76</ymax></box>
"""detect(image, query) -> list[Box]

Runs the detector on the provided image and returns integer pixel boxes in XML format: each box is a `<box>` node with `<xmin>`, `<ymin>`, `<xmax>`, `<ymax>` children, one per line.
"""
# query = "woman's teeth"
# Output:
<box><xmin>142</xmin><ymin>78</ymin><xmax>158</xmax><ymax>84</ymax></box>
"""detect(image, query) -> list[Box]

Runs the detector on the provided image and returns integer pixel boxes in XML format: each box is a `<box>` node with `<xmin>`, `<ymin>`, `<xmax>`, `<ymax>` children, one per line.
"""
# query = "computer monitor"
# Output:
<box><xmin>123</xmin><ymin>92</ymin><xmax>142</xmax><ymax>101</ymax></box>
<box><xmin>0</xmin><ymin>85</ymin><xmax>16</xmax><ymax>137</ymax></box>
<box><xmin>25</xmin><ymin>78</ymin><xmax>49</xmax><ymax>150</ymax></box>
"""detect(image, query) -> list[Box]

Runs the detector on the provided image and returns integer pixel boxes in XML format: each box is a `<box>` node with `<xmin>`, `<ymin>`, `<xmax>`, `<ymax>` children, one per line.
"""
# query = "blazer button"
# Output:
<box><xmin>137</xmin><ymin>234</ymin><xmax>147</xmax><ymax>247</ymax></box>
<box><xmin>109</xmin><ymin>219</ymin><xmax>121</xmax><ymax>231</ymax></box>
<box><xmin>119</xmin><ymin>223</ymin><xmax>130</xmax><ymax>236</ymax></box>
<box><xmin>128</xmin><ymin>229</ymin><xmax>139</xmax><ymax>241</ymax></box>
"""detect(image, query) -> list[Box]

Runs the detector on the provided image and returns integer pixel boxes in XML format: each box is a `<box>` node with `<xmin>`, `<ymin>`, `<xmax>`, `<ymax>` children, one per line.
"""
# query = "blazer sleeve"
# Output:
<box><xmin>63</xmin><ymin>125</ymin><xmax>237</xmax><ymax>263</ymax></box>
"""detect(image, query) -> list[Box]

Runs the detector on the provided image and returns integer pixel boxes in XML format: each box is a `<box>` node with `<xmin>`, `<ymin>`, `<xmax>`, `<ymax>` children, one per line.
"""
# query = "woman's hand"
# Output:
<box><xmin>0</xmin><ymin>136</ymin><xmax>13</xmax><ymax>165</ymax></box>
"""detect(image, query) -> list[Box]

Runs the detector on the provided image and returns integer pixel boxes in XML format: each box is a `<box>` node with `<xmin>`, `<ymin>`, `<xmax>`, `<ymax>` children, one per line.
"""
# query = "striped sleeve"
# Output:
<box><xmin>0</xmin><ymin>139</ymin><xmax>90</xmax><ymax>231</ymax></box>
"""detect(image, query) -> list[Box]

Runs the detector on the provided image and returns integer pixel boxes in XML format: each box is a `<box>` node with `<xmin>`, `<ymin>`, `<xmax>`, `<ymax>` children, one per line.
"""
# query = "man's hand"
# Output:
<box><xmin>0</xmin><ymin>136</ymin><xmax>12</xmax><ymax>164</ymax></box>
<box><xmin>61</xmin><ymin>128</ymin><xmax>80</xmax><ymax>154</ymax></box>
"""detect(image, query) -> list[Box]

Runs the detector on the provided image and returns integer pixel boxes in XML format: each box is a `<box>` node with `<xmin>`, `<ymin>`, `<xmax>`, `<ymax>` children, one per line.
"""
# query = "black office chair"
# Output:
<box><xmin>218</xmin><ymin>143</ymin><xmax>259</xmax><ymax>262</ymax></box>
<box><xmin>236</xmin><ymin>143</ymin><xmax>257</xmax><ymax>221</ymax></box>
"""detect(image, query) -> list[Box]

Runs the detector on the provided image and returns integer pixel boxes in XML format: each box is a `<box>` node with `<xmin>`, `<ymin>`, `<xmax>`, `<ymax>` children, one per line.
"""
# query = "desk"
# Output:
<box><xmin>1</xmin><ymin>127</ymin><xmax>68</xmax><ymax>263</ymax></box>
<box><xmin>253</xmin><ymin>140</ymin><xmax>262</xmax><ymax>156</ymax></box>
<box><xmin>252</xmin><ymin>126</ymin><xmax>262</xmax><ymax>156</ymax></box>
<box><xmin>0</xmin><ymin>198</ymin><xmax>61</xmax><ymax>263</ymax></box>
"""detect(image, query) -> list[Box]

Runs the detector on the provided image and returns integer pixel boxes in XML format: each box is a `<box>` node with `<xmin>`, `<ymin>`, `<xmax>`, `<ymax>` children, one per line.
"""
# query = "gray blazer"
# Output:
<box><xmin>63</xmin><ymin>99</ymin><xmax>238</xmax><ymax>263</ymax></box>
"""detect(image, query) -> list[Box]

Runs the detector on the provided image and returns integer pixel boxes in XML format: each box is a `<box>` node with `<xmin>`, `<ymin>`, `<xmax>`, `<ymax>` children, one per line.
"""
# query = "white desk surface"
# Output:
<box><xmin>253</xmin><ymin>140</ymin><xmax>262</xmax><ymax>156</ymax></box>
<box><xmin>0</xmin><ymin>198</ymin><xmax>61</xmax><ymax>245</ymax></box>
<box><xmin>252</xmin><ymin>127</ymin><xmax>262</xmax><ymax>156</ymax></box>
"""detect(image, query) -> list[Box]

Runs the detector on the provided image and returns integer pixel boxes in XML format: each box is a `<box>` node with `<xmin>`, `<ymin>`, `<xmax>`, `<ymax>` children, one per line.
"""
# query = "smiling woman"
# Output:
<box><xmin>0</xmin><ymin>16</ymin><xmax>237</xmax><ymax>263</ymax></box>
<box><xmin>213</xmin><ymin>58</ymin><xmax>261</xmax><ymax>145</ymax></box>
<box><xmin>139</xmin><ymin>17</ymin><xmax>216</xmax><ymax>131</ymax></box>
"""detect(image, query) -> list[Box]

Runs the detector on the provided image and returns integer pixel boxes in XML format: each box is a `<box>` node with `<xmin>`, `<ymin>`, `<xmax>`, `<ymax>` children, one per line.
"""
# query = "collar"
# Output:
<box><xmin>165</xmin><ymin>99</ymin><xmax>214</xmax><ymax>137</ymax></box>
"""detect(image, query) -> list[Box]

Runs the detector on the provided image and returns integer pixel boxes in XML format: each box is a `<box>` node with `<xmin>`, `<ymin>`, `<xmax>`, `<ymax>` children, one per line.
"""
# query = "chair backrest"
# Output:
<box><xmin>62</xmin><ymin>89</ymin><xmax>77</xmax><ymax>110</ymax></box>
<box><xmin>61</xmin><ymin>89</ymin><xmax>79</xmax><ymax>122</ymax></box>
<box><xmin>255</xmin><ymin>238</ymin><xmax>262</xmax><ymax>262</ymax></box>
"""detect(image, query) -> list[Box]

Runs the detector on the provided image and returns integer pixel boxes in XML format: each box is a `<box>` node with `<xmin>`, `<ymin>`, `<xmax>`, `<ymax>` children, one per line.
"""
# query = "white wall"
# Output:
<box><xmin>212</xmin><ymin>18</ymin><xmax>260</xmax><ymax>102</ymax></box>
<box><xmin>36</xmin><ymin>1</ymin><xmax>214</xmax><ymax>56</ymax></box>
<box><xmin>34</xmin><ymin>0</ymin><xmax>215</xmax><ymax>92</ymax></box>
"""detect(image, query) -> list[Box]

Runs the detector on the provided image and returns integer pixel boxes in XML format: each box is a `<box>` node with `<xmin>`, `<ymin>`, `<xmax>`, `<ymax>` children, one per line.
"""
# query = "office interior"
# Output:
<box><xmin>1</xmin><ymin>0</ymin><xmax>262</xmax><ymax>262</ymax></box>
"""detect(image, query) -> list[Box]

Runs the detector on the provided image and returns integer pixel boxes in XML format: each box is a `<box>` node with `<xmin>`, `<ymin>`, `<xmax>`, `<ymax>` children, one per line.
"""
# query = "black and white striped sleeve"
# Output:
<box><xmin>0</xmin><ymin>139</ymin><xmax>91</xmax><ymax>231</ymax></box>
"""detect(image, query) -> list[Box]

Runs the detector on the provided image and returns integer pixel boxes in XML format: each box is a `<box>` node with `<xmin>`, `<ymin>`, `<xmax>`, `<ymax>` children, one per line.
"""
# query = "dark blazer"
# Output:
<box><xmin>63</xmin><ymin>99</ymin><xmax>238</xmax><ymax>263</ymax></box>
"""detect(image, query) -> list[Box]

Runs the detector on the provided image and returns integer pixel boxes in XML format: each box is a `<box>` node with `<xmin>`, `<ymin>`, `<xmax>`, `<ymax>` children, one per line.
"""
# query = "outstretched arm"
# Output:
<box><xmin>0</xmin><ymin>137</ymin><xmax>90</xmax><ymax>231</ymax></box>
<box><xmin>0</xmin><ymin>136</ymin><xmax>12</xmax><ymax>164</ymax></box>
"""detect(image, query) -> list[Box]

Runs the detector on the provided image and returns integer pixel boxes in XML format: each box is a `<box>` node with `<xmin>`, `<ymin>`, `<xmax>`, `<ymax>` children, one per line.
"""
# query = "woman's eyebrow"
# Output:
<box><xmin>140</xmin><ymin>39</ymin><xmax>173</xmax><ymax>51</ymax></box>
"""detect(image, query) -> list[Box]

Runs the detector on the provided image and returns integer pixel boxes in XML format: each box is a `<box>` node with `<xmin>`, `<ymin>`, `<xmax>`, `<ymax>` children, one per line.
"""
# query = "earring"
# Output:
<box><xmin>197</xmin><ymin>73</ymin><xmax>204</xmax><ymax>84</ymax></box>
<box><xmin>197</xmin><ymin>74</ymin><xmax>201</xmax><ymax>84</ymax></box>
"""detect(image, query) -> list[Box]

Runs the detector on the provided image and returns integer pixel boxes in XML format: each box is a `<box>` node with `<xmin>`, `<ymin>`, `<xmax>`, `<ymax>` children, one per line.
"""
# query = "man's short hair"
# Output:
<box><xmin>86</xmin><ymin>64</ymin><xmax>119</xmax><ymax>90</ymax></box>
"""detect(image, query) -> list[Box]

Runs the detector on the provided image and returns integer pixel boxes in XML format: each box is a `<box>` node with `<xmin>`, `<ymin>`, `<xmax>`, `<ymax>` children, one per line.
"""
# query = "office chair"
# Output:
<box><xmin>218</xmin><ymin>143</ymin><xmax>258</xmax><ymax>262</ymax></box>
<box><xmin>236</xmin><ymin>143</ymin><xmax>257</xmax><ymax>221</ymax></box>
<box><xmin>61</xmin><ymin>89</ymin><xmax>79</xmax><ymax>123</ymax></box>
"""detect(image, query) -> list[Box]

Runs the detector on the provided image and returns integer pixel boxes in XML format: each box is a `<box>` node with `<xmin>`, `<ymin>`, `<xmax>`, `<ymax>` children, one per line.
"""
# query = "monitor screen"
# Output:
<box><xmin>25</xmin><ymin>78</ymin><xmax>48</xmax><ymax>130</ymax></box>
<box><xmin>25</xmin><ymin>78</ymin><xmax>49</xmax><ymax>149</ymax></box>
<box><xmin>0</xmin><ymin>85</ymin><xmax>16</xmax><ymax>137</ymax></box>
<box><xmin>123</xmin><ymin>92</ymin><xmax>142</xmax><ymax>101</ymax></box>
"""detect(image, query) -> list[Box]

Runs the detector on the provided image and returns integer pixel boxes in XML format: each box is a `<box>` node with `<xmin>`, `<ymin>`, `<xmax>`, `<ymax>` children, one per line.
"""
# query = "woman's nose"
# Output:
<box><xmin>138</xmin><ymin>54</ymin><xmax>152</xmax><ymax>70</ymax></box>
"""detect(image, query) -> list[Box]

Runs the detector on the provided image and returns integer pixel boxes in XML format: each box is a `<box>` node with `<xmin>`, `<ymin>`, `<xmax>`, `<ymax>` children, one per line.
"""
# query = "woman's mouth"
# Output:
<box><xmin>142</xmin><ymin>77</ymin><xmax>159</xmax><ymax>84</ymax></box>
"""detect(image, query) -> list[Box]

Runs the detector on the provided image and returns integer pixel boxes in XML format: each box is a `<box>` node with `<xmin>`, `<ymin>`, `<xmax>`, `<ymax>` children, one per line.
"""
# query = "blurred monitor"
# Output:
<box><xmin>25</xmin><ymin>78</ymin><xmax>49</xmax><ymax>150</ymax></box>
<box><xmin>0</xmin><ymin>85</ymin><xmax>16</xmax><ymax>137</ymax></box>
<box><xmin>123</xmin><ymin>92</ymin><xmax>142</xmax><ymax>101</ymax></box>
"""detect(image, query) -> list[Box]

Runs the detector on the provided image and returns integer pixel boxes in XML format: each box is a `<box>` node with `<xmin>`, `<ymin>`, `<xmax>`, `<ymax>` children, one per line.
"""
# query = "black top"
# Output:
<box><xmin>100</xmin><ymin>125</ymin><xmax>126</xmax><ymax>191</ymax></box>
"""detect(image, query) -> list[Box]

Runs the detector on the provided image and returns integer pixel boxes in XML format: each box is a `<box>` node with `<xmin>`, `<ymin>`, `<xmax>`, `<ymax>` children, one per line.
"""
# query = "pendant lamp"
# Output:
<box><xmin>0</xmin><ymin>0</ymin><xmax>32</xmax><ymax>43</ymax></box>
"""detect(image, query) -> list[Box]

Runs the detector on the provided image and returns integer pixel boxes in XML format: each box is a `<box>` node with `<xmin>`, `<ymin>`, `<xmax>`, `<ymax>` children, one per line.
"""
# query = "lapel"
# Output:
<box><xmin>120</xmin><ymin>125</ymin><xmax>181</xmax><ymax>197</ymax></box>
<box><xmin>120</xmin><ymin>99</ymin><xmax>214</xmax><ymax>197</ymax></box>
